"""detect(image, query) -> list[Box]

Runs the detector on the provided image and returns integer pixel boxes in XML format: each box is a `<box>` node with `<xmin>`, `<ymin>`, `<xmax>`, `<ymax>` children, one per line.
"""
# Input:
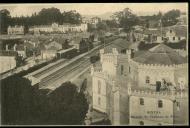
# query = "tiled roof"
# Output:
<box><xmin>144</xmin><ymin>25</ymin><xmax>187</xmax><ymax>37</ymax></box>
<box><xmin>132</xmin><ymin>43</ymin><xmax>187</xmax><ymax>65</ymax></box>
<box><xmin>0</xmin><ymin>50</ymin><xmax>17</xmax><ymax>56</ymax></box>
<box><xmin>164</xmin><ymin>25</ymin><xmax>187</xmax><ymax>37</ymax></box>
<box><xmin>104</xmin><ymin>38</ymin><xmax>132</xmax><ymax>53</ymax></box>
<box><xmin>16</xmin><ymin>44</ymin><xmax>25</xmax><ymax>51</ymax></box>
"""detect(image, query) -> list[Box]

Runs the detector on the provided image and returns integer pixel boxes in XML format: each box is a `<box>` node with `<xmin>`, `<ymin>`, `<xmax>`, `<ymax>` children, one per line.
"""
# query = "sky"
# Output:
<box><xmin>0</xmin><ymin>3</ymin><xmax>188</xmax><ymax>17</ymax></box>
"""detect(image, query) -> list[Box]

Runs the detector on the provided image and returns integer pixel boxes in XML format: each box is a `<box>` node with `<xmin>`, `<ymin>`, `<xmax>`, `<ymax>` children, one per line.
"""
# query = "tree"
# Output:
<box><xmin>162</xmin><ymin>9</ymin><xmax>180</xmax><ymax>27</ymax></box>
<box><xmin>0</xmin><ymin>9</ymin><xmax>11</xmax><ymax>34</ymax></box>
<box><xmin>46</xmin><ymin>81</ymin><xmax>89</xmax><ymax>125</ymax></box>
<box><xmin>15</xmin><ymin>54</ymin><xmax>26</xmax><ymax>67</ymax></box>
<box><xmin>113</xmin><ymin>8</ymin><xmax>139</xmax><ymax>32</ymax></box>
<box><xmin>96</xmin><ymin>21</ymin><xmax>108</xmax><ymax>31</ymax></box>
<box><xmin>1</xmin><ymin>75</ymin><xmax>39</xmax><ymax>125</ymax></box>
<box><xmin>62</xmin><ymin>39</ymin><xmax>70</xmax><ymax>49</ymax></box>
<box><xmin>0</xmin><ymin>8</ymin><xmax>83</xmax><ymax>34</ymax></box>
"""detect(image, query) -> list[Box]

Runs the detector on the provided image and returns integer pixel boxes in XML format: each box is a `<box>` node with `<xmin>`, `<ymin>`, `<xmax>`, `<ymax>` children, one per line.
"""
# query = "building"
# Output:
<box><xmin>40</xmin><ymin>40</ymin><xmax>62</xmax><ymax>60</ymax></box>
<box><xmin>176</xmin><ymin>12</ymin><xmax>187</xmax><ymax>26</ymax></box>
<box><xmin>7</xmin><ymin>25</ymin><xmax>24</xmax><ymax>35</ymax></box>
<box><xmin>0</xmin><ymin>51</ymin><xmax>17</xmax><ymax>73</ymax></box>
<box><xmin>29</xmin><ymin>23</ymin><xmax>88</xmax><ymax>34</ymax></box>
<box><xmin>143</xmin><ymin>25</ymin><xmax>187</xmax><ymax>43</ymax></box>
<box><xmin>90</xmin><ymin>17</ymin><xmax>101</xmax><ymax>28</ymax></box>
<box><xmin>91</xmin><ymin>43</ymin><xmax>188</xmax><ymax>125</ymax></box>
<box><xmin>3</xmin><ymin>41</ymin><xmax>27</xmax><ymax>59</ymax></box>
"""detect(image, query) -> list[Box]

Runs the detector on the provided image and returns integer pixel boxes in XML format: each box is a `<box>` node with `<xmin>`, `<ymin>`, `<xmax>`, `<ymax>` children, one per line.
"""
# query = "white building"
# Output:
<box><xmin>91</xmin><ymin>43</ymin><xmax>188</xmax><ymax>125</ymax></box>
<box><xmin>143</xmin><ymin>25</ymin><xmax>187</xmax><ymax>43</ymax></box>
<box><xmin>29</xmin><ymin>23</ymin><xmax>88</xmax><ymax>34</ymax></box>
<box><xmin>7</xmin><ymin>25</ymin><xmax>24</xmax><ymax>35</ymax></box>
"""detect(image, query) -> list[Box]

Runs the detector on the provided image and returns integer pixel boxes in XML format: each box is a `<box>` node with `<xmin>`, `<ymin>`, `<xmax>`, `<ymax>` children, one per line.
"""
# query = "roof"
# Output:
<box><xmin>143</xmin><ymin>29</ymin><xmax>165</xmax><ymax>36</ymax></box>
<box><xmin>164</xmin><ymin>25</ymin><xmax>187</xmax><ymax>37</ymax></box>
<box><xmin>57</xmin><ymin>47</ymin><xmax>75</xmax><ymax>54</ymax></box>
<box><xmin>0</xmin><ymin>50</ymin><xmax>17</xmax><ymax>56</ymax></box>
<box><xmin>138</xmin><ymin>41</ymin><xmax>186</xmax><ymax>51</ymax></box>
<box><xmin>144</xmin><ymin>25</ymin><xmax>187</xmax><ymax>37</ymax></box>
<box><xmin>132</xmin><ymin>43</ymin><xmax>187</xmax><ymax>65</ymax></box>
<box><xmin>16</xmin><ymin>44</ymin><xmax>25</xmax><ymax>51</ymax></box>
<box><xmin>104</xmin><ymin>38</ymin><xmax>132</xmax><ymax>53</ymax></box>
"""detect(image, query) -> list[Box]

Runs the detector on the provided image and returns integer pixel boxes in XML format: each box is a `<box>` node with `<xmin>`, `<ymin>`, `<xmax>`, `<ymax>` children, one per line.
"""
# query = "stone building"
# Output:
<box><xmin>7</xmin><ymin>25</ymin><xmax>24</xmax><ymax>35</ymax></box>
<box><xmin>143</xmin><ymin>25</ymin><xmax>187</xmax><ymax>43</ymax></box>
<box><xmin>0</xmin><ymin>51</ymin><xmax>17</xmax><ymax>73</ymax></box>
<box><xmin>29</xmin><ymin>23</ymin><xmax>88</xmax><ymax>34</ymax></box>
<box><xmin>91</xmin><ymin>43</ymin><xmax>188</xmax><ymax>125</ymax></box>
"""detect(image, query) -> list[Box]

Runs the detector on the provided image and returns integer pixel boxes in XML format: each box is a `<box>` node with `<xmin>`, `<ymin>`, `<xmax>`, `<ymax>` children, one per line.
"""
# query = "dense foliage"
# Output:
<box><xmin>1</xmin><ymin>76</ymin><xmax>88</xmax><ymax>125</ymax></box>
<box><xmin>0</xmin><ymin>8</ymin><xmax>82</xmax><ymax>34</ymax></box>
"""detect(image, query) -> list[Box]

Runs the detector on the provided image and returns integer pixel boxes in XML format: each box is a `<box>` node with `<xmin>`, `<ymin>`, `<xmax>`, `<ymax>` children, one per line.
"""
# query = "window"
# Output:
<box><xmin>146</xmin><ymin>76</ymin><xmax>150</xmax><ymax>84</ymax></box>
<box><xmin>139</xmin><ymin>121</ymin><xmax>144</xmax><ymax>125</ymax></box>
<box><xmin>162</xmin><ymin>37</ymin><xmax>164</xmax><ymax>40</ymax></box>
<box><xmin>177</xmin><ymin>102</ymin><xmax>180</xmax><ymax>111</ymax></box>
<box><xmin>121</xmin><ymin>65</ymin><xmax>124</xmax><ymax>75</ymax></box>
<box><xmin>170</xmin><ymin>30</ymin><xmax>172</xmax><ymax>33</ymax></box>
<box><xmin>98</xmin><ymin>97</ymin><xmax>101</xmax><ymax>105</ymax></box>
<box><xmin>173</xmin><ymin>37</ymin><xmax>175</xmax><ymax>40</ymax></box>
<box><xmin>98</xmin><ymin>80</ymin><xmax>101</xmax><ymax>94</ymax></box>
<box><xmin>140</xmin><ymin>98</ymin><xmax>144</xmax><ymax>105</ymax></box>
<box><xmin>129</xmin><ymin>66</ymin><xmax>131</xmax><ymax>73</ymax></box>
<box><xmin>158</xmin><ymin>100</ymin><xmax>163</xmax><ymax>108</ymax></box>
<box><xmin>178</xmin><ymin>37</ymin><xmax>181</xmax><ymax>40</ymax></box>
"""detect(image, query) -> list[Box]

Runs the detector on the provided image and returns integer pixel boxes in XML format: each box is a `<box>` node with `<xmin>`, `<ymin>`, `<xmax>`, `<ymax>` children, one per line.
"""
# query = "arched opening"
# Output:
<box><xmin>145</xmin><ymin>76</ymin><xmax>150</xmax><ymax>84</ymax></box>
<box><xmin>139</xmin><ymin>121</ymin><xmax>144</xmax><ymax>125</ymax></box>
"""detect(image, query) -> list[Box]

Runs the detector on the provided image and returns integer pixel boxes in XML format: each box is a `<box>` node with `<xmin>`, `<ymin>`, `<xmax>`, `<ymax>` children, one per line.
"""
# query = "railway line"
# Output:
<box><xmin>40</xmin><ymin>59</ymin><xmax>90</xmax><ymax>87</ymax></box>
<box><xmin>33</xmin><ymin>59</ymin><xmax>67</xmax><ymax>78</ymax></box>
<box><xmin>28</xmin><ymin>36</ymin><xmax>120</xmax><ymax>89</ymax></box>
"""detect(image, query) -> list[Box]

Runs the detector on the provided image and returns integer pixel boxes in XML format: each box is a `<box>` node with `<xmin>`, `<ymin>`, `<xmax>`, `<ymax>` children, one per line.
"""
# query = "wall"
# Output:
<box><xmin>174</xmin><ymin>64</ymin><xmax>188</xmax><ymax>88</ymax></box>
<box><xmin>0</xmin><ymin>56</ymin><xmax>16</xmax><ymax>73</ymax></box>
<box><xmin>137</xmin><ymin>65</ymin><xmax>175</xmax><ymax>87</ymax></box>
<box><xmin>92</xmin><ymin>76</ymin><xmax>107</xmax><ymax>113</ymax></box>
<box><xmin>173</xmin><ymin>97</ymin><xmax>188</xmax><ymax>125</ymax></box>
<box><xmin>129</xmin><ymin>95</ymin><xmax>174</xmax><ymax>125</ymax></box>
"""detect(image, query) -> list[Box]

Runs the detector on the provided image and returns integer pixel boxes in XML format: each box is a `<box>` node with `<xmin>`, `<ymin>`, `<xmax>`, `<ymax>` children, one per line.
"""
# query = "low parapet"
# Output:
<box><xmin>128</xmin><ymin>88</ymin><xmax>188</xmax><ymax>99</ymax></box>
<box><xmin>131</xmin><ymin>60</ymin><xmax>187</xmax><ymax>69</ymax></box>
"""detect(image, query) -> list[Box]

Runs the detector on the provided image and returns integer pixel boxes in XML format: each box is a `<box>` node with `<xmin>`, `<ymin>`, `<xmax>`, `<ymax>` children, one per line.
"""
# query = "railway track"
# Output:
<box><xmin>36</xmin><ymin>36</ymin><xmax>120</xmax><ymax>88</ymax></box>
<box><xmin>40</xmin><ymin>59</ymin><xmax>90</xmax><ymax>87</ymax></box>
<box><xmin>33</xmin><ymin>59</ymin><xmax>67</xmax><ymax>78</ymax></box>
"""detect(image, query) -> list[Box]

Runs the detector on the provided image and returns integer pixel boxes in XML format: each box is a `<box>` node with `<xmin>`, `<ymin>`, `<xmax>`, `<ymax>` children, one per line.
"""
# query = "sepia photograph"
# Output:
<box><xmin>0</xmin><ymin>3</ymin><xmax>188</xmax><ymax>126</ymax></box>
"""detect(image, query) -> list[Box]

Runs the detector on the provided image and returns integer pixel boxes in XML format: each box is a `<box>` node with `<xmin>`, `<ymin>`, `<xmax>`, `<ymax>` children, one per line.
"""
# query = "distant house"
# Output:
<box><xmin>143</xmin><ymin>25</ymin><xmax>187</xmax><ymax>43</ymax></box>
<box><xmin>29</xmin><ymin>23</ymin><xmax>88</xmax><ymax>34</ymax></box>
<box><xmin>7</xmin><ymin>25</ymin><xmax>24</xmax><ymax>35</ymax></box>
<box><xmin>15</xmin><ymin>44</ymin><xmax>27</xmax><ymax>58</ymax></box>
<box><xmin>90</xmin><ymin>17</ymin><xmax>101</xmax><ymax>28</ymax></box>
<box><xmin>0</xmin><ymin>50</ymin><xmax>17</xmax><ymax>73</ymax></box>
<box><xmin>176</xmin><ymin>12</ymin><xmax>187</xmax><ymax>25</ymax></box>
<box><xmin>164</xmin><ymin>25</ymin><xmax>187</xmax><ymax>43</ymax></box>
